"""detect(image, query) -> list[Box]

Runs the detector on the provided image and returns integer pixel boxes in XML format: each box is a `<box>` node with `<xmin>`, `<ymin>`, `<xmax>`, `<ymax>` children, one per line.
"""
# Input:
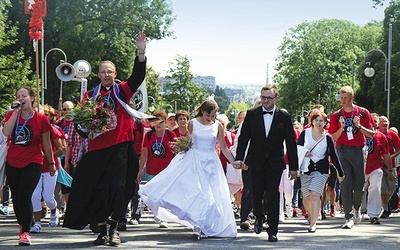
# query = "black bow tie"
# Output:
<box><xmin>263</xmin><ymin>111</ymin><xmax>273</xmax><ymax>115</ymax></box>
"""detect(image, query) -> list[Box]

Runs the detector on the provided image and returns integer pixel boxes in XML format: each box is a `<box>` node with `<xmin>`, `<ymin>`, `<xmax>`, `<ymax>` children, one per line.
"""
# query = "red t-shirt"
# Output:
<box><xmin>83</xmin><ymin>81</ymin><xmax>135</xmax><ymax>152</ymax></box>
<box><xmin>328</xmin><ymin>105</ymin><xmax>374</xmax><ymax>147</ymax></box>
<box><xmin>42</xmin><ymin>125</ymin><xmax>65</xmax><ymax>172</ymax></box>
<box><xmin>5</xmin><ymin>111</ymin><xmax>51</xmax><ymax>168</ymax></box>
<box><xmin>132</xmin><ymin>119</ymin><xmax>146</xmax><ymax>155</ymax></box>
<box><xmin>142</xmin><ymin>130</ymin><xmax>176</xmax><ymax>175</ymax></box>
<box><xmin>55</xmin><ymin>118</ymin><xmax>72</xmax><ymax>139</ymax></box>
<box><xmin>365</xmin><ymin>131</ymin><xmax>390</xmax><ymax>174</ymax></box>
<box><xmin>217</xmin><ymin>131</ymin><xmax>235</xmax><ymax>170</ymax></box>
<box><xmin>173</xmin><ymin>127</ymin><xmax>189</xmax><ymax>138</ymax></box>
<box><xmin>382</xmin><ymin>129</ymin><xmax>400</xmax><ymax>170</ymax></box>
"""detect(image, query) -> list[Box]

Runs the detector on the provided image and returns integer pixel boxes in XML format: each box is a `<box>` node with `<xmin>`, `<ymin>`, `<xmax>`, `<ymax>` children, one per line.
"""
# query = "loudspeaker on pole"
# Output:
<box><xmin>55</xmin><ymin>63</ymin><xmax>76</xmax><ymax>81</ymax></box>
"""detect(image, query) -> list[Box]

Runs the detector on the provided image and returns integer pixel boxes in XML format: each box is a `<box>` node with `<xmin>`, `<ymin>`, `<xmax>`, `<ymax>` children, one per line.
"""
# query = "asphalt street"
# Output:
<box><xmin>1</xmin><ymin>205</ymin><xmax>399</xmax><ymax>249</ymax></box>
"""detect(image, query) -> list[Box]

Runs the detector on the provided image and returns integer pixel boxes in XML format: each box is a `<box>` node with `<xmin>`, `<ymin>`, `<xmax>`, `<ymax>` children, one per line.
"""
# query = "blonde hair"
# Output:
<box><xmin>339</xmin><ymin>86</ymin><xmax>354</xmax><ymax>97</ymax></box>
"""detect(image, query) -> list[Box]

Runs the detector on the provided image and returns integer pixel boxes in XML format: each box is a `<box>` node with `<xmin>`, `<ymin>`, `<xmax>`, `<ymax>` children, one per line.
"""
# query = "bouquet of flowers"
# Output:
<box><xmin>68</xmin><ymin>98</ymin><xmax>117</xmax><ymax>140</ymax></box>
<box><xmin>170</xmin><ymin>135</ymin><xmax>193</xmax><ymax>154</ymax></box>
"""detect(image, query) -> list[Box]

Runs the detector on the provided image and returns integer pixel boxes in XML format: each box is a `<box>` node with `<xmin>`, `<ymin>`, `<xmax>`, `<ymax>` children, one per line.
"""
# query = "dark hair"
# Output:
<box><xmin>261</xmin><ymin>84</ymin><xmax>279</xmax><ymax>97</ymax></box>
<box><xmin>16</xmin><ymin>86</ymin><xmax>35</xmax><ymax>105</ymax></box>
<box><xmin>175</xmin><ymin>109</ymin><xmax>190</xmax><ymax>120</ymax></box>
<box><xmin>195</xmin><ymin>100</ymin><xmax>219</xmax><ymax>118</ymax></box>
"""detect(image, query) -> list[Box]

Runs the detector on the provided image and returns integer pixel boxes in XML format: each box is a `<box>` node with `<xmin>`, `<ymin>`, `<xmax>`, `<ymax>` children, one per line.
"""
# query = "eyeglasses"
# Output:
<box><xmin>99</xmin><ymin>70</ymin><xmax>114</xmax><ymax>75</ymax></box>
<box><xmin>62</xmin><ymin>108</ymin><xmax>71</xmax><ymax>111</ymax></box>
<box><xmin>260</xmin><ymin>95</ymin><xmax>276</xmax><ymax>101</ymax></box>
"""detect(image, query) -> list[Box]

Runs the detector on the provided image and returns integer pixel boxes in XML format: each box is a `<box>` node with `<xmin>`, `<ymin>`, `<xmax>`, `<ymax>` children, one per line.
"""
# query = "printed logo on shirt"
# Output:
<box><xmin>63</xmin><ymin>126</ymin><xmax>70</xmax><ymax>135</ymax></box>
<box><xmin>14</xmin><ymin>125</ymin><xmax>32</xmax><ymax>146</ymax></box>
<box><xmin>344</xmin><ymin>117</ymin><xmax>358</xmax><ymax>134</ymax></box>
<box><xmin>151</xmin><ymin>142</ymin><xmax>166</xmax><ymax>158</ymax></box>
<box><xmin>366</xmin><ymin>137</ymin><xmax>374</xmax><ymax>154</ymax></box>
<box><xmin>99</xmin><ymin>95</ymin><xmax>117</xmax><ymax>112</ymax></box>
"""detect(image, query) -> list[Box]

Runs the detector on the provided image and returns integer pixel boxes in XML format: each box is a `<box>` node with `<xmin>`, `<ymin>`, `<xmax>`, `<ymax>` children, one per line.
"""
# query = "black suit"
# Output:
<box><xmin>236</xmin><ymin>106</ymin><xmax>298</xmax><ymax>236</ymax></box>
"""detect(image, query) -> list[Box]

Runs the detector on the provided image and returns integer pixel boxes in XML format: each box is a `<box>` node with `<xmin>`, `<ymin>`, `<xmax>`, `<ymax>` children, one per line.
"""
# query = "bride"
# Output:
<box><xmin>138</xmin><ymin>99</ymin><xmax>243</xmax><ymax>239</ymax></box>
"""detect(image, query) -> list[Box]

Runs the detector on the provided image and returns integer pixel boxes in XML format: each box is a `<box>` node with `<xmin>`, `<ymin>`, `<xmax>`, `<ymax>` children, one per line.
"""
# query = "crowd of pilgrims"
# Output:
<box><xmin>2</xmin><ymin>98</ymin><xmax>399</xmax><ymax>246</ymax></box>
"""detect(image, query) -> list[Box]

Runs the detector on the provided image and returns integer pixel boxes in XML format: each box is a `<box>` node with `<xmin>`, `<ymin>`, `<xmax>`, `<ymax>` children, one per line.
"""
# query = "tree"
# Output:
<box><xmin>163</xmin><ymin>55</ymin><xmax>208</xmax><ymax>115</ymax></box>
<box><xmin>0</xmin><ymin>0</ymin><xmax>32</xmax><ymax>119</ymax></box>
<box><xmin>274</xmin><ymin>19</ymin><xmax>381</xmax><ymax>118</ymax></box>
<box><xmin>145</xmin><ymin>66</ymin><xmax>162</xmax><ymax>113</ymax></box>
<box><xmin>214</xmin><ymin>86</ymin><xmax>230</xmax><ymax>113</ymax></box>
<box><xmin>357</xmin><ymin>1</ymin><xmax>400</xmax><ymax>127</ymax></box>
<box><xmin>6</xmin><ymin>0</ymin><xmax>175</xmax><ymax>105</ymax></box>
<box><xmin>225</xmin><ymin>101</ymin><xmax>251</xmax><ymax>130</ymax></box>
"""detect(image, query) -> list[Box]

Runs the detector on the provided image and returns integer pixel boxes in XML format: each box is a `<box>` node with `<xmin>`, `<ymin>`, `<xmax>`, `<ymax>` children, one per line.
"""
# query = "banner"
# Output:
<box><xmin>130</xmin><ymin>79</ymin><xmax>148</xmax><ymax>113</ymax></box>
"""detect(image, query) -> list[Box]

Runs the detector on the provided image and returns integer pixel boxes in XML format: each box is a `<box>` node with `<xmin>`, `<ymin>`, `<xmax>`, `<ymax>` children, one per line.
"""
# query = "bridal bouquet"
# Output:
<box><xmin>170</xmin><ymin>135</ymin><xmax>193</xmax><ymax>154</ymax></box>
<box><xmin>68</xmin><ymin>98</ymin><xmax>117</xmax><ymax>140</ymax></box>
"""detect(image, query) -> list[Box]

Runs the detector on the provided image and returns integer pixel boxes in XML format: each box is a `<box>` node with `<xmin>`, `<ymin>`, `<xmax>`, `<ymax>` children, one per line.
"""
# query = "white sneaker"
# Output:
<box><xmin>362</xmin><ymin>213</ymin><xmax>370</xmax><ymax>220</ymax></box>
<box><xmin>128</xmin><ymin>219</ymin><xmax>139</xmax><ymax>225</ymax></box>
<box><xmin>49</xmin><ymin>209</ymin><xmax>59</xmax><ymax>227</ymax></box>
<box><xmin>342</xmin><ymin>219</ymin><xmax>354</xmax><ymax>229</ymax></box>
<box><xmin>30</xmin><ymin>223</ymin><xmax>42</xmax><ymax>233</ymax></box>
<box><xmin>353</xmin><ymin>209</ymin><xmax>362</xmax><ymax>224</ymax></box>
<box><xmin>159</xmin><ymin>221</ymin><xmax>168</xmax><ymax>228</ymax></box>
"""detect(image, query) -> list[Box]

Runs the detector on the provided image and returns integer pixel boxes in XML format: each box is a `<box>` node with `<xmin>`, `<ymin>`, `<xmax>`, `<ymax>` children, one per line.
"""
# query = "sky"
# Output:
<box><xmin>146</xmin><ymin>0</ymin><xmax>389</xmax><ymax>85</ymax></box>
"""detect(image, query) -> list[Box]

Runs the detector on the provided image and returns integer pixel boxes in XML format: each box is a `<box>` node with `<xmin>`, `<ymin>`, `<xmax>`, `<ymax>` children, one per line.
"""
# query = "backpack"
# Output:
<box><xmin>335</xmin><ymin>107</ymin><xmax>366</xmax><ymax>122</ymax></box>
<box><xmin>147</xmin><ymin>129</ymin><xmax>173</xmax><ymax>143</ymax></box>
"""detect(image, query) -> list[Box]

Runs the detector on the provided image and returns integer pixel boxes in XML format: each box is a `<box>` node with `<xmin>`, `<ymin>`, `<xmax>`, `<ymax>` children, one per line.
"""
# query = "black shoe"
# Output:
<box><xmin>93</xmin><ymin>234</ymin><xmax>109</xmax><ymax>245</ymax></box>
<box><xmin>268</xmin><ymin>234</ymin><xmax>278</xmax><ymax>242</ymax></box>
<box><xmin>89</xmin><ymin>223</ymin><xmax>100</xmax><ymax>233</ymax></box>
<box><xmin>109</xmin><ymin>229</ymin><xmax>121</xmax><ymax>246</ymax></box>
<box><xmin>380</xmin><ymin>210</ymin><xmax>390</xmax><ymax>218</ymax></box>
<box><xmin>240</xmin><ymin>221</ymin><xmax>252</xmax><ymax>230</ymax></box>
<box><xmin>254</xmin><ymin>218</ymin><xmax>263</xmax><ymax>234</ymax></box>
<box><xmin>117</xmin><ymin>221</ymin><xmax>127</xmax><ymax>231</ymax></box>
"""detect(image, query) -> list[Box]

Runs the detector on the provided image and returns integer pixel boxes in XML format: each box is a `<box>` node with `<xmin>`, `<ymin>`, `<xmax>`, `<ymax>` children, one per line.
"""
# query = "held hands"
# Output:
<box><xmin>288</xmin><ymin>171</ymin><xmax>298</xmax><ymax>180</ymax></box>
<box><xmin>232</xmin><ymin>161</ymin><xmax>248</xmax><ymax>170</ymax></box>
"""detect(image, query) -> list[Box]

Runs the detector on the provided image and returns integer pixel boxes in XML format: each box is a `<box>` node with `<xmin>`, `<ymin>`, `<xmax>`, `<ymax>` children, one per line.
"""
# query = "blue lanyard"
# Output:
<box><xmin>15</xmin><ymin>111</ymin><xmax>34</xmax><ymax>139</ymax></box>
<box><xmin>341</xmin><ymin>108</ymin><xmax>354</xmax><ymax>121</ymax></box>
<box><xmin>155</xmin><ymin>131</ymin><xmax>165</xmax><ymax>151</ymax></box>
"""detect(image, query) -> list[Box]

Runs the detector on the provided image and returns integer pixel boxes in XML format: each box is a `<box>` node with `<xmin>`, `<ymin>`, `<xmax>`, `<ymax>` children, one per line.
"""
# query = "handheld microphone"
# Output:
<box><xmin>11</xmin><ymin>102</ymin><xmax>21</xmax><ymax>109</ymax></box>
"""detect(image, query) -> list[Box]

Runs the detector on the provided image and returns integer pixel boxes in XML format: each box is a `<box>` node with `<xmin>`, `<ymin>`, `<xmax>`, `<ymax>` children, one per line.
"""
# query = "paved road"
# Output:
<box><xmin>1</xmin><ymin>206</ymin><xmax>399</xmax><ymax>249</ymax></box>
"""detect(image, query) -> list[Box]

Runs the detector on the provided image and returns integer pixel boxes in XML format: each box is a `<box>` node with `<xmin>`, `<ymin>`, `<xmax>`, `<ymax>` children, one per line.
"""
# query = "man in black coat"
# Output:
<box><xmin>236</xmin><ymin>84</ymin><xmax>298</xmax><ymax>242</ymax></box>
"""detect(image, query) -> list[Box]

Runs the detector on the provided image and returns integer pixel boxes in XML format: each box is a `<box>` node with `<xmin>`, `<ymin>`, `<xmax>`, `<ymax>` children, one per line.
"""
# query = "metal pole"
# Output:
<box><xmin>43</xmin><ymin>48</ymin><xmax>67</xmax><ymax>109</ymax></box>
<box><xmin>387</xmin><ymin>23</ymin><xmax>392</xmax><ymax>120</ymax></box>
<box><xmin>41</xmin><ymin>27</ymin><xmax>45</xmax><ymax>106</ymax></box>
<box><xmin>351</xmin><ymin>64</ymin><xmax>355</xmax><ymax>89</ymax></box>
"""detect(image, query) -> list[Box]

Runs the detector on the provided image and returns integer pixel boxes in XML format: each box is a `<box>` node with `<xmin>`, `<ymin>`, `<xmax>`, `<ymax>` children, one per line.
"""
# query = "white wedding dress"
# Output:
<box><xmin>139</xmin><ymin>119</ymin><xmax>237</xmax><ymax>237</ymax></box>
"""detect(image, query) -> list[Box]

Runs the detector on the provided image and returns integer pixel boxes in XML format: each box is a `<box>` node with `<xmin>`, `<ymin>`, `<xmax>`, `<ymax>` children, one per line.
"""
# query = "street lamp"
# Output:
<box><xmin>363</xmin><ymin>23</ymin><xmax>392</xmax><ymax>120</ymax></box>
<box><xmin>42</xmin><ymin>48</ymin><xmax>67</xmax><ymax>110</ymax></box>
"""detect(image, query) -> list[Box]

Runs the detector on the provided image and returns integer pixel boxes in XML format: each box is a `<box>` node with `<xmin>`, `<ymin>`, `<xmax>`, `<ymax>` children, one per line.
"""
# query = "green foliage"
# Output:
<box><xmin>164</xmin><ymin>55</ymin><xmax>208</xmax><ymax>115</ymax></box>
<box><xmin>0</xmin><ymin>0</ymin><xmax>32</xmax><ymax>120</ymax></box>
<box><xmin>357</xmin><ymin>1</ymin><xmax>400</xmax><ymax>127</ymax></box>
<box><xmin>274</xmin><ymin>19</ymin><xmax>381</xmax><ymax>118</ymax></box>
<box><xmin>145</xmin><ymin>66</ymin><xmax>163</xmax><ymax>113</ymax></box>
<box><xmin>214</xmin><ymin>85</ymin><xmax>230</xmax><ymax>112</ymax></box>
<box><xmin>225</xmin><ymin>101</ymin><xmax>251</xmax><ymax>130</ymax></box>
<box><xmin>6</xmin><ymin>0</ymin><xmax>175</xmax><ymax>105</ymax></box>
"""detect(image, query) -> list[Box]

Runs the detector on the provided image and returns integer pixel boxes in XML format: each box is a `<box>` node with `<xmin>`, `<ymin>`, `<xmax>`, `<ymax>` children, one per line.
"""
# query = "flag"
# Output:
<box><xmin>130</xmin><ymin>79</ymin><xmax>148</xmax><ymax>113</ymax></box>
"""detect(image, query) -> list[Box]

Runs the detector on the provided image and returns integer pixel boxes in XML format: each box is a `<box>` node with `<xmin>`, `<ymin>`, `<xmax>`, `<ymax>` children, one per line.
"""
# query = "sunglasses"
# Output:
<box><xmin>62</xmin><ymin>108</ymin><xmax>71</xmax><ymax>111</ymax></box>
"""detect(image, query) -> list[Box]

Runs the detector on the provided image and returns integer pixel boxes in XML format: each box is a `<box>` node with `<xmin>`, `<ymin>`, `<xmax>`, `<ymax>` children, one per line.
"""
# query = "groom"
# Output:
<box><xmin>236</xmin><ymin>84</ymin><xmax>298</xmax><ymax>242</ymax></box>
